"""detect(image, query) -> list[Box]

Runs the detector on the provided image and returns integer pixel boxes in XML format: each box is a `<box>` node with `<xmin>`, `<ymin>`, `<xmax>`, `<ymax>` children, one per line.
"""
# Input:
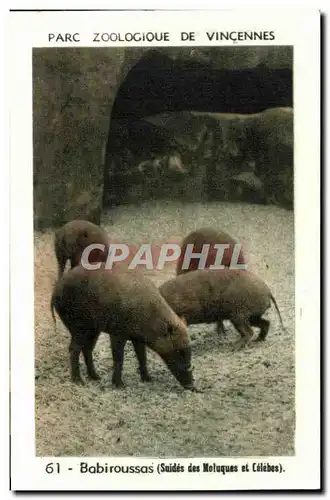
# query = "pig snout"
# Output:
<box><xmin>161</xmin><ymin>345</ymin><xmax>194</xmax><ymax>390</ymax></box>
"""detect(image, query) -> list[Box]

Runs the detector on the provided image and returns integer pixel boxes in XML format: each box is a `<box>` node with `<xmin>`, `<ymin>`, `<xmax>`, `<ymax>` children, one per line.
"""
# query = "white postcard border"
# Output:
<box><xmin>9</xmin><ymin>9</ymin><xmax>320</xmax><ymax>491</ymax></box>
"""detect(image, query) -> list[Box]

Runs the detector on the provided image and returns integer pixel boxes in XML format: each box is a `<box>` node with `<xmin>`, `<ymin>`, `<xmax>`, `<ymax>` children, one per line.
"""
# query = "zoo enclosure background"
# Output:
<box><xmin>33</xmin><ymin>46</ymin><xmax>293</xmax><ymax>230</ymax></box>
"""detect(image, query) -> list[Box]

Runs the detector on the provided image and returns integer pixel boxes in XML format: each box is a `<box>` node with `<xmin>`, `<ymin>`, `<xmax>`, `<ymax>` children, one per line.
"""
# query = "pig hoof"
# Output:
<box><xmin>235</xmin><ymin>340</ymin><xmax>248</xmax><ymax>350</ymax></box>
<box><xmin>88</xmin><ymin>372</ymin><xmax>101</xmax><ymax>380</ymax></box>
<box><xmin>112</xmin><ymin>380</ymin><xmax>126</xmax><ymax>389</ymax></box>
<box><xmin>190</xmin><ymin>386</ymin><xmax>204</xmax><ymax>393</ymax></box>
<box><xmin>72</xmin><ymin>377</ymin><xmax>85</xmax><ymax>386</ymax></box>
<box><xmin>237</xmin><ymin>345</ymin><xmax>247</xmax><ymax>351</ymax></box>
<box><xmin>141</xmin><ymin>374</ymin><xmax>152</xmax><ymax>383</ymax></box>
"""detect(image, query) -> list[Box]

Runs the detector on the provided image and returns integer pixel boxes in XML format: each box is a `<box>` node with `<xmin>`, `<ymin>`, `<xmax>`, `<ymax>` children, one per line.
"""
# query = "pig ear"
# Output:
<box><xmin>167</xmin><ymin>324</ymin><xmax>174</xmax><ymax>337</ymax></box>
<box><xmin>180</xmin><ymin>316</ymin><xmax>187</xmax><ymax>326</ymax></box>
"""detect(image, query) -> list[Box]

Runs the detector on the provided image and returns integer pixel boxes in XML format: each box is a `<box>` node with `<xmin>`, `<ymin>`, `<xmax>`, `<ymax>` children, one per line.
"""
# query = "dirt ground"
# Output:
<box><xmin>35</xmin><ymin>201</ymin><xmax>295</xmax><ymax>457</ymax></box>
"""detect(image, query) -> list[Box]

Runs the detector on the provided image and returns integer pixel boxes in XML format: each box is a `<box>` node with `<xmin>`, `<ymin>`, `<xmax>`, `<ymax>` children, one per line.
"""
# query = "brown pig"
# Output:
<box><xmin>176</xmin><ymin>228</ymin><xmax>247</xmax><ymax>336</ymax></box>
<box><xmin>159</xmin><ymin>268</ymin><xmax>285</xmax><ymax>349</ymax></box>
<box><xmin>54</xmin><ymin>220</ymin><xmax>109</xmax><ymax>279</ymax></box>
<box><xmin>176</xmin><ymin>227</ymin><xmax>246</xmax><ymax>275</ymax></box>
<box><xmin>51</xmin><ymin>265</ymin><xmax>195</xmax><ymax>391</ymax></box>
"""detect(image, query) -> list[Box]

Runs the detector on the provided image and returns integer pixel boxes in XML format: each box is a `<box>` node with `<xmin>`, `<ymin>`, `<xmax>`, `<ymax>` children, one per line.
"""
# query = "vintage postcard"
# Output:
<box><xmin>9</xmin><ymin>7</ymin><xmax>320</xmax><ymax>492</ymax></box>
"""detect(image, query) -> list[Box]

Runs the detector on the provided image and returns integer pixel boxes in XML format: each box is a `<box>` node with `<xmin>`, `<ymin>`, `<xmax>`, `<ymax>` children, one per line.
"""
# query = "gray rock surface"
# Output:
<box><xmin>35</xmin><ymin>200</ymin><xmax>294</xmax><ymax>457</ymax></box>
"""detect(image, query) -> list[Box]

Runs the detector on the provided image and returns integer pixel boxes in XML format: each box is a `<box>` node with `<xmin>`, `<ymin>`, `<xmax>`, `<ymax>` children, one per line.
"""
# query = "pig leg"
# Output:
<box><xmin>69</xmin><ymin>335</ymin><xmax>85</xmax><ymax>385</ymax></box>
<box><xmin>250</xmin><ymin>316</ymin><xmax>270</xmax><ymax>341</ymax></box>
<box><xmin>70</xmin><ymin>251</ymin><xmax>82</xmax><ymax>269</ymax></box>
<box><xmin>110</xmin><ymin>335</ymin><xmax>127</xmax><ymax>388</ymax></box>
<box><xmin>82</xmin><ymin>330</ymin><xmax>101</xmax><ymax>380</ymax></box>
<box><xmin>55</xmin><ymin>247</ymin><xmax>67</xmax><ymax>279</ymax></box>
<box><xmin>216</xmin><ymin>320</ymin><xmax>227</xmax><ymax>337</ymax></box>
<box><xmin>231</xmin><ymin>318</ymin><xmax>254</xmax><ymax>349</ymax></box>
<box><xmin>131</xmin><ymin>339</ymin><xmax>152</xmax><ymax>382</ymax></box>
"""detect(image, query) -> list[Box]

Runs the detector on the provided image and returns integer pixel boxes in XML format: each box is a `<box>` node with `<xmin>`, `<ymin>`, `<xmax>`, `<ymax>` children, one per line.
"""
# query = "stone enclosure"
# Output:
<box><xmin>33</xmin><ymin>46</ymin><xmax>293</xmax><ymax>230</ymax></box>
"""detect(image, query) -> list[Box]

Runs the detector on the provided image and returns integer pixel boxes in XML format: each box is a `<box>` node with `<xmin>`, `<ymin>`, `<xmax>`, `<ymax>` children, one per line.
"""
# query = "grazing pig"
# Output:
<box><xmin>159</xmin><ymin>268</ymin><xmax>285</xmax><ymax>350</ymax></box>
<box><xmin>176</xmin><ymin>227</ymin><xmax>246</xmax><ymax>275</ymax></box>
<box><xmin>176</xmin><ymin>228</ymin><xmax>247</xmax><ymax>336</ymax></box>
<box><xmin>54</xmin><ymin>220</ymin><xmax>109</xmax><ymax>279</ymax></box>
<box><xmin>51</xmin><ymin>265</ymin><xmax>195</xmax><ymax>391</ymax></box>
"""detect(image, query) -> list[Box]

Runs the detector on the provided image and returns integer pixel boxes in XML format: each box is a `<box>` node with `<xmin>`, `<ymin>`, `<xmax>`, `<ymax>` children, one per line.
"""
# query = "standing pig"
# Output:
<box><xmin>176</xmin><ymin>227</ymin><xmax>246</xmax><ymax>275</ymax></box>
<box><xmin>51</xmin><ymin>265</ymin><xmax>195</xmax><ymax>391</ymax></box>
<box><xmin>54</xmin><ymin>220</ymin><xmax>109</xmax><ymax>279</ymax></box>
<box><xmin>159</xmin><ymin>268</ymin><xmax>285</xmax><ymax>350</ymax></box>
<box><xmin>176</xmin><ymin>227</ymin><xmax>247</xmax><ymax>336</ymax></box>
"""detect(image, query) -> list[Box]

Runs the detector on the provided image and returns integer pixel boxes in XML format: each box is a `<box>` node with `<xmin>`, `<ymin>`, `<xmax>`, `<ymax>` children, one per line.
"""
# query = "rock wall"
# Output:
<box><xmin>33</xmin><ymin>46</ymin><xmax>293</xmax><ymax>230</ymax></box>
<box><xmin>104</xmin><ymin>107</ymin><xmax>293</xmax><ymax>209</ymax></box>
<box><xmin>33</xmin><ymin>48</ymin><xmax>124</xmax><ymax>230</ymax></box>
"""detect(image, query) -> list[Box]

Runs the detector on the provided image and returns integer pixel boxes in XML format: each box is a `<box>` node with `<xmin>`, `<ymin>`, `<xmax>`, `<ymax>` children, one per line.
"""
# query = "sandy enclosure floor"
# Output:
<box><xmin>35</xmin><ymin>201</ymin><xmax>295</xmax><ymax>457</ymax></box>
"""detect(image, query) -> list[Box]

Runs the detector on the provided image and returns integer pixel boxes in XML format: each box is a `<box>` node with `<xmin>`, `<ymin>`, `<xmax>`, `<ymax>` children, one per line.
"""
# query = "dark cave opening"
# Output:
<box><xmin>103</xmin><ymin>49</ymin><xmax>293</xmax><ymax>209</ymax></box>
<box><xmin>111</xmin><ymin>50</ymin><xmax>293</xmax><ymax>119</ymax></box>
